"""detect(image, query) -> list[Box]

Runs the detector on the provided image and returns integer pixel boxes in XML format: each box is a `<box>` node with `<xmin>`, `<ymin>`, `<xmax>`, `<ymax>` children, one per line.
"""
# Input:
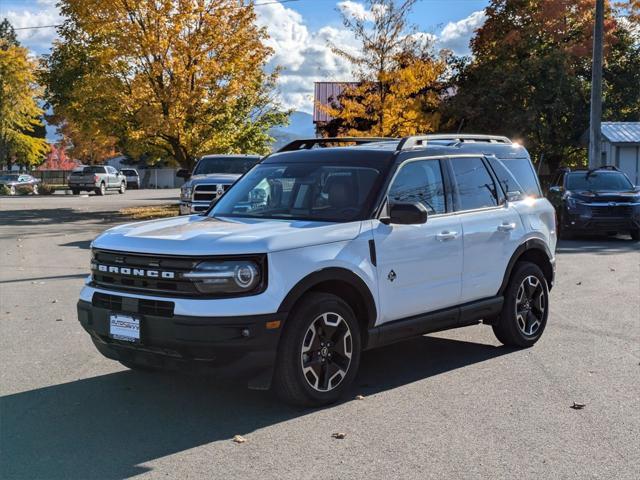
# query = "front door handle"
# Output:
<box><xmin>497</xmin><ymin>222</ymin><xmax>517</xmax><ymax>232</ymax></box>
<box><xmin>436</xmin><ymin>231</ymin><xmax>459</xmax><ymax>241</ymax></box>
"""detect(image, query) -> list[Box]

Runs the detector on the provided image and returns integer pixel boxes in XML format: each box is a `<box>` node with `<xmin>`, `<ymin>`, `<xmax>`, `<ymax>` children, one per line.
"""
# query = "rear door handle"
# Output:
<box><xmin>497</xmin><ymin>222</ymin><xmax>517</xmax><ymax>232</ymax></box>
<box><xmin>436</xmin><ymin>231</ymin><xmax>459</xmax><ymax>241</ymax></box>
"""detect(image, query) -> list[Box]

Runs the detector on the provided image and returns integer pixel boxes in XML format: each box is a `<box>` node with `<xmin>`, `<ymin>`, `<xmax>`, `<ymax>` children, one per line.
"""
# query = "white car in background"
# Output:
<box><xmin>119</xmin><ymin>169</ymin><xmax>140</xmax><ymax>189</ymax></box>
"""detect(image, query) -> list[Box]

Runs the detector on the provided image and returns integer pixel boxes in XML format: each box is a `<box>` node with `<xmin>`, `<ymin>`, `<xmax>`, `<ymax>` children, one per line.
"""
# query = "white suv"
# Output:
<box><xmin>78</xmin><ymin>135</ymin><xmax>556</xmax><ymax>406</ymax></box>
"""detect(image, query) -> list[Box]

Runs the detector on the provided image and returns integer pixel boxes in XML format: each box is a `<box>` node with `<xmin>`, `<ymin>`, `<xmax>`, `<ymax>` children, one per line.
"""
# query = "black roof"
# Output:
<box><xmin>265</xmin><ymin>137</ymin><xmax>530</xmax><ymax>166</ymax></box>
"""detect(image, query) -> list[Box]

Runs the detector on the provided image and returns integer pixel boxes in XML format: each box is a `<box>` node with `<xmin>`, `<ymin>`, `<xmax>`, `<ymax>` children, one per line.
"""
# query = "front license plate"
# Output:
<box><xmin>109</xmin><ymin>314</ymin><xmax>140</xmax><ymax>343</ymax></box>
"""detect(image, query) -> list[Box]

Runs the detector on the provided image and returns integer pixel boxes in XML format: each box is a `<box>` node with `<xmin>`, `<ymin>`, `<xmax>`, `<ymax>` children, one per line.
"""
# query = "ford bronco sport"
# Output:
<box><xmin>78</xmin><ymin>135</ymin><xmax>556</xmax><ymax>406</ymax></box>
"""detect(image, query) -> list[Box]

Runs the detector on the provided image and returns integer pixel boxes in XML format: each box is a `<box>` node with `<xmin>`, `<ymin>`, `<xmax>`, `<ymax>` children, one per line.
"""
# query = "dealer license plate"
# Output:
<box><xmin>109</xmin><ymin>314</ymin><xmax>140</xmax><ymax>343</ymax></box>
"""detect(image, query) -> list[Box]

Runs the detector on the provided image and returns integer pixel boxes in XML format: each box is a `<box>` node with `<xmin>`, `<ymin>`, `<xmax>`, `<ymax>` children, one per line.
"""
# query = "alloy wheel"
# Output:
<box><xmin>300</xmin><ymin>312</ymin><xmax>353</xmax><ymax>392</ymax></box>
<box><xmin>515</xmin><ymin>275</ymin><xmax>545</xmax><ymax>336</ymax></box>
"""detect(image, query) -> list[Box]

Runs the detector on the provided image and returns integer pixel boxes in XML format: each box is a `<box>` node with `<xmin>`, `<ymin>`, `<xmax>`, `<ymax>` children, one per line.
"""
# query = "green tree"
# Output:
<box><xmin>444</xmin><ymin>0</ymin><xmax>639</xmax><ymax>173</ymax></box>
<box><xmin>0</xmin><ymin>18</ymin><xmax>19</xmax><ymax>48</ymax></box>
<box><xmin>0</xmin><ymin>27</ymin><xmax>49</xmax><ymax>169</ymax></box>
<box><xmin>42</xmin><ymin>0</ymin><xmax>288</xmax><ymax>169</ymax></box>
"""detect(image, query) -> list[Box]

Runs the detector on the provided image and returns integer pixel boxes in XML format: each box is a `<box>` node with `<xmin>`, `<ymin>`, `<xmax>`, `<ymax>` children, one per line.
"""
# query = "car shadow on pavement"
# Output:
<box><xmin>0</xmin><ymin>335</ymin><xmax>509</xmax><ymax>480</ymax></box>
<box><xmin>556</xmin><ymin>236</ymin><xmax>639</xmax><ymax>255</ymax></box>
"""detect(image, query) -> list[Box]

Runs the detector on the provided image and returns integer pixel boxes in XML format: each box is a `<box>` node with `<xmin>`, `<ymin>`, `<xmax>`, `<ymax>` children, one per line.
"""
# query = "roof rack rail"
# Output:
<box><xmin>395</xmin><ymin>133</ymin><xmax>513</xmax><ymax>151</ymax></box>
<box><xmin>277</xmin><ymin>137</ymin><xmax>393</xmax><ymax>152</ymax></box>
<box><xmin>425</xmin><ymin>134</ymin><xmax>512</xmax><ymax>144</ymax></box>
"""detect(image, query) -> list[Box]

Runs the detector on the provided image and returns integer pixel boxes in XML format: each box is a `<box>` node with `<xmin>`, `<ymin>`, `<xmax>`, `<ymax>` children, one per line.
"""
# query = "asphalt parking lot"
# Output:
<box><xmin>1</xmin><ymin>190</ymin><xmax>639</xmax><ymax>480</ymax></box>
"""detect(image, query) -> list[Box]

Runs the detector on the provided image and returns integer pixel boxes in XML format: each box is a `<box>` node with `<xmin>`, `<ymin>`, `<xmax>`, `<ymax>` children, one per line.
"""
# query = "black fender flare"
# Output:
<box><xmin>277</xmin><ymin>267</ymin><xmax>377</xmax><ymax>328</ymax></box>
<box><xmin>498</xmin><ymin>238</ymin><xmax>555</xmax><ymax>295</ymax></box>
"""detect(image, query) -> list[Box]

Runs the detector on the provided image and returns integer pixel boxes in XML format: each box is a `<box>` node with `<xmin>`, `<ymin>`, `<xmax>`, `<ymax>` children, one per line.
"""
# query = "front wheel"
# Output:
<box><xmin>96</xmin><ymin>183</ymin><xmax>106</xmax><ymax>196</ymax></box>
<box><xmin>9</xmin><ymin>185</ymin><xmax>16</xmax><ymax>195</ymax></box>
<box><xmin>493</xmin><ymin>261</ymin><xmax>549</xmax><ymax>348</ymax></box>
<box><xmin>32</xmin><ymin>185</ymin><xmax>39</xmax><ymax>195</ymax></box>
<box><xmin>273</xmin><ymin>292</ymin><xmax>361</xmax><ymax>407</ymax></box>
<box><xmin>119</xmin><ymin>181</ymin><xmax>126</xmax><ymax>194</ymax></box>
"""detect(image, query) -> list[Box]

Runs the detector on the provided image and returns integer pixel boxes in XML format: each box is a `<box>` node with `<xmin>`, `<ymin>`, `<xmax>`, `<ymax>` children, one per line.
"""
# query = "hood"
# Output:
<box><xmin>92</xmin><ymin>215</ymin><xmax>362</xmax><ymax>256</ymax></box>
<box><xmin>184</xmin><ymin>174</ymin><xmax>241</xmax><ymax>188</ymax></box>
<box><xmin>568</xmin><ymin>189</ymin><xmax>640</xmax><ymax>203</ymax></box>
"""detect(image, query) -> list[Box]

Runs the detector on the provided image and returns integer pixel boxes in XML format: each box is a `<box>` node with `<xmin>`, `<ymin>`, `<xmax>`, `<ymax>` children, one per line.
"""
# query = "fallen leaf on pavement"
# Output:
<box><xmin>576</xmin><ymin>281</ymin><xmax>582</xmax><ymax>285</ymax></box>
<box><xmin>570</xmin><ymin>402</ymin><xmax>586</xmax><ymax>410</ymax></box>
<box><xmin>355</xmin><ymin>395</ymin><xmax>365</xmax><ymax>400</ymax></box>
<box><xmin>232</xmin><ymin>435</ymin><xmax>247</xmax><ymax>444</ymax></box>
<box><xmin>331</xmin><ymin>432</ymin><xmax>346</xmax><ymax>439</ymax></box>
<box><xmin>55</xmin><ymin>318</ymin><xmax>63</xmax><ymax>322</ymax></box>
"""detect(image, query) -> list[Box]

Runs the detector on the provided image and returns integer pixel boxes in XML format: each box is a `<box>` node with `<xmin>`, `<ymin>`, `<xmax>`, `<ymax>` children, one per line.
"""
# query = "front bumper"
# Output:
<box><xmin>179</xmin><ymin>200</ymin><xmax>210</xmax><ymax>215</ymax></box>
<box><xmin>561</xmin><ymin>204</ymin><xmax>640</xmax><ymax>232</ymax></box>
<box><xmin>77</xmin><ymin>299</ymin><xmax>284</xmax><ymax>388</ymax></box>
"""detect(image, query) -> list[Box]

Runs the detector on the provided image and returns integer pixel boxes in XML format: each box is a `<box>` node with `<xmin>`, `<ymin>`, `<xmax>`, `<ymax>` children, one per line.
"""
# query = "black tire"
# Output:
<box><xmin>32</xmin><ymin>185</ymin><xmax>39</xmax><ymax>195</ymax></box>
<box><xmin>493</xmin><ymin>261</ymin><xmax>549</xmax><ymax>348</ymax></box>
<box><xmin>119</xmin><ymin>181</ymin><xmax>126</xmax><ymax>194</ymax></box>
<box><xmin>9</xmin><ymin>185</ymin><xmax>16</xmax><ymax>195</ymax></box>
<box><xmin>273</xmin><ymin>292</ymin><xmax>361</xmax><ymax>407</ymax></box>
<box><xmin>96</xmin><ymin>183</ymin><xmax>106</xmax><ymax>196</ymax></box>
<box><xmin>631</xmin><ymin>229</ymin><xmax>640</xmax><ymax>241</ymax></box>
<box><xmin>71</xmin><ymin>189</ymin><xmax>80</xmax><ymax>195</ymax></box>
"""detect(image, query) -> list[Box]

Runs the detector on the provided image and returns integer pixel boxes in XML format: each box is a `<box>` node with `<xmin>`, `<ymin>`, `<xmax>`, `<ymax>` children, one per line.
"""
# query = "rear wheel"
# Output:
<box><xmin>493</xmin><ymin>261</ymin><xmax>549</xmax><ymax>348</ymax></box>
<box><xmin>96</xmin><ymin>183</ymin><xmax>106</xmax><ymax>196</ymax></box>
<box><xmin>631</xmin><ymin>229</ymin><xmax>640</xmax><ymax>241</ymax></box>
<box><xmin>273</xmin><ymin>292</ymin><xmax>361</xmax><ymax>407</ymax></box>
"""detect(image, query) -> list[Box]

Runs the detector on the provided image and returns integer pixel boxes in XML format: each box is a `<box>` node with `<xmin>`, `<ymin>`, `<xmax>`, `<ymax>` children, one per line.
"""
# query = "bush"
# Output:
<box><xmin>0</xmin><ymin>185</ymin><xmax>10</xmax><ymax>196</ymax></box>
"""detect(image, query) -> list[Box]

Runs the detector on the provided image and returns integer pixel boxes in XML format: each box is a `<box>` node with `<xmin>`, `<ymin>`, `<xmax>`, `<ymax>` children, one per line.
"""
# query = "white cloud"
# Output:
<box><xmin>5</xmin><ymin>5</ymin><xmax>61</xmax><ymax>53</ymax></box>
<box><xmin>438</xmin><ymin>10</ymin><xmax>486</xmax><ymax>55</ymax></box>
<box><xmin>337</xmin><ymin>1</ymin><xmax>373</xmax><ymax>21</ymax></box>
<box><xmin>257</xmin><ymin>2</ymin><xmax>359</xmax><ymax>113</ymax></box>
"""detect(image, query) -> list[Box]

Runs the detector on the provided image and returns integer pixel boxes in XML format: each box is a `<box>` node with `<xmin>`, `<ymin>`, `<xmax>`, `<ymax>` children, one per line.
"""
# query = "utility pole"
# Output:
<box><xmin>588</xmin><ymin>0</ymin><xmax>604</xmax><ymax>168</ymax></box>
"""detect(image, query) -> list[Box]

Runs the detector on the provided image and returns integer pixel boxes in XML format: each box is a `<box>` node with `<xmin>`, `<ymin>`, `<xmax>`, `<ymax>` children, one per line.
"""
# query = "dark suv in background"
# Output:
<box><xmin>549</xmin><ymin>166</ymin><xmax>640</xmax><ymax>240</ymax></box>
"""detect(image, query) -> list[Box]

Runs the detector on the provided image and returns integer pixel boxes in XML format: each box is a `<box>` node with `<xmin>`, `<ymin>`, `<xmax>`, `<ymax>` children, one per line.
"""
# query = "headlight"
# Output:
<box><xmin>183</xmin><ymin>260</ymin><xmax>263</xmax><ymax>294</ymax></box>
<box><xmin>180</xmin><ymin>186</ymin><xmax>192</xmax><ymax>200</ymax></box>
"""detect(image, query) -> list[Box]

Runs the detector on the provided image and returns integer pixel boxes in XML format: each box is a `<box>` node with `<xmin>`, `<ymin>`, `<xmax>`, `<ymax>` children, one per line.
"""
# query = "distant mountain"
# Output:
<box><xmin>270</xmin><ymin>111</ymin><xmax>316</xmax><ymax>151</ymax></box>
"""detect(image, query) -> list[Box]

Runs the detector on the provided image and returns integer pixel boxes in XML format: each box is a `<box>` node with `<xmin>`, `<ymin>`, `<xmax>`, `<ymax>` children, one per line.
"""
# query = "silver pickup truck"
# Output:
<box><xmin>178</xmin><ymin>154</ymin><xmax>261</xmax><ymax>214</ymax></box>
<box><xmin>68</xmin><ymin>166</ymin><xmax>127</xmax><ymax>195</ymax></box>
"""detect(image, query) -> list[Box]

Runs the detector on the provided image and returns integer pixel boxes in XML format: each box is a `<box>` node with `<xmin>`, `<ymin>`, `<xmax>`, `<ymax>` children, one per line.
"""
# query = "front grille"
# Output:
<box><xmin>193</xmin><ymin>184</ymin><xmax>230</xmax><ymax>202</ymax></box>
<box><xmin>90</xmin><ymin>249</ymin><xmax>267</xmax><ymax>298</ymax></box>
<box><xmin>92</xmin><ymin>292</ymin><xmax>175</xmax><ymax>317</ymax></box>
<box><xmin>590</xmin><ymin>205</ymin><xmax>633</xmax><ymax>218</ymax></box>
<box><xmin>91</xmin><ymin>249</ymin><xmax>201</xmax><ymax>296</ymax></box>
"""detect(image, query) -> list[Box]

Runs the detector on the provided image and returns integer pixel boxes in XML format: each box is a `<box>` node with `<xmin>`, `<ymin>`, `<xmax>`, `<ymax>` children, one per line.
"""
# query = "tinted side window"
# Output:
<box><xmin>488</xmin><ymin>157</ymin><xmax>541</xmax><ymax>197</ymax></box>
<box><xmin>450</xmin><ymin>157</ymin><xmax>499</xmax><ymax>211</ymax></box>
<box><xmin>389</xmin><ymin>159</ymin><xmax>446</xmax><ymax>214</ymax></box>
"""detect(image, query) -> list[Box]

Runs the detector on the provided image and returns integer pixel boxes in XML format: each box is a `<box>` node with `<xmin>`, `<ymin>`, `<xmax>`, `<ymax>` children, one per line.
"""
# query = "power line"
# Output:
<box><xmin>11</xmin><ymin>0</ymin><xmax>301</xmax><ymax>31</ymax></box>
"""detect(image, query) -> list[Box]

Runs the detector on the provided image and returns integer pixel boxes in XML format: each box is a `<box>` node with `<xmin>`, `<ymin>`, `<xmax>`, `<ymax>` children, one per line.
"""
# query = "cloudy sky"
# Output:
<box><xmin>1</xmin><ymin>0</ymin><xmax>489</xmax><ymax>113</ymax></box>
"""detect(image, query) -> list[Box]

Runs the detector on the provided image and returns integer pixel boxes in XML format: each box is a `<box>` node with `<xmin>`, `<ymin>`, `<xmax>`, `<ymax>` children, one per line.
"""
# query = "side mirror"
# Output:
<box><xmin>549</xmin><ymin>186</ymin><xmax>563</xmax><ymax>194</ymax></box>
<box><xmin>506</xmin><ymin>190</ymin><xmax>524</xmax><ymax>202</ymax></box>
<box><xmin>381</xmin><ymin>202</ymin><xmax>428</xmax><ymax>225</ymax></box>
<box><xmin>176</xmin><ymin>169</ymin><xmax>191</xmax><ymax>179</ymax></box>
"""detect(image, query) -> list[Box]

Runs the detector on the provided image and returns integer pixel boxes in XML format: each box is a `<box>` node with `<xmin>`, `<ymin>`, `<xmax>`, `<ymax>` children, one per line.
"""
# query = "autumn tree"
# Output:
<box><xmin>42</xmin><ymin>0</ymin><xmax>288</xmax><ymax>169</ymax></box>
<box><xmin>0</xmin><ymin>20</ymin><xmax>49</xmax><ymax>169</ymax></box>
<box><xmin>444</xmin><ymin>0</ymin><xmax>639</xmax><ymax>173</ymax></box>
<box><xmin>318</xmin><ymin>0</ymin><xmax>446</xmax><ymax>137</ymax></box>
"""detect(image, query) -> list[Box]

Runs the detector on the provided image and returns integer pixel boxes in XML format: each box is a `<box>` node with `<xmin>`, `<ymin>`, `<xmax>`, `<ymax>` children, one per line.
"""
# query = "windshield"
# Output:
<box><xmin>0</xmin><ymin>175</ymin><xmax>19</xmax><ymax>181</ymax></box>
<box><xmin>121</xmin><ymin>169</ymin><xmax>137</xmax><ymax>175</ymax></box>
<box><xmin>193</xmin><ymin>157</ymin><xmax>259</xmax><ymax>175</ymax></box>
<box><xmin>566</xmin><ymin>172</ymin><xmax>633</xmax><ymax>191</ymax></box>
<box><xmin>210</xmin><ymin>163</ymin><xmax>381</xmax><ymax>222</ymax></box>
